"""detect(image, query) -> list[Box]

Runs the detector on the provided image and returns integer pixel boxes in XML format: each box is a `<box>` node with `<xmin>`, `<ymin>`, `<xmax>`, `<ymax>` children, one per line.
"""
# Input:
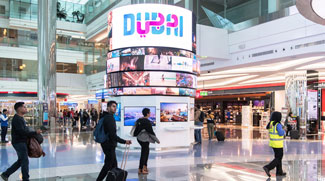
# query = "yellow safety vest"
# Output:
<box><xmin>268</xmin><ymin>121</ymin><xmax>284</xmax><ymax>148</ymax></box>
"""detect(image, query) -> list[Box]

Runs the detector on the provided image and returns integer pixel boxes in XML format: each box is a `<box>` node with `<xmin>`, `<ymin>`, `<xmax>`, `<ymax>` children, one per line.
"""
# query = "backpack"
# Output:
<box><xmin>199</xmin><ymin>111</ymin><xmax>205</xmax><ymax>122</ymax></box>
<box><xmin>93</xmin><ymin>117</ymin><xmax>109</xmax><ymax>143</ymax></box>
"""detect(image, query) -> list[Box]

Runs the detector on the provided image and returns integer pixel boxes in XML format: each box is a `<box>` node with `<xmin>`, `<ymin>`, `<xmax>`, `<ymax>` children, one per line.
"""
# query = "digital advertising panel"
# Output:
<box><xmin>107</xmin><ymin>57</ymin><xmax>120</xmax><ymax>73</ymax></box>
<box><xmin>114</xmin><ymin>103</ymin><xmax>121</xmax><ymax>121</ymax></box>
<box><xmin>144</xmin><ymin>55</ymin><xmax>172</xmax><ymax>70</ymax></box>
<box><xmin>120</xmin><ymin>55</ymin><xmax>145</xmax><ymax>71</ymax></box>
<box><xmin>160</xmin><ymin>103</ymin><xmax>188</xmax><ymax>122</ymax></box>
<box><xmin>110</xmin><ymin>4</ymin><xmax>193</xmax><ymax>51</ymax></box>
<box><xmin>121</xmin><ymin>71</ymin><xmax>150</xmax><ymax>86</ymax></box>
<box><xmin>172</xmin><ymin>56</ymin><xmax>193</xmax><ymax>72</ymax></box>
<box><xmin>124</xmin><ymin>106</ymin><xmax>156</xmax><ymax>126</ymax></box>
<box><xmin>150</xmin><ymin>72</ymin><xmax>176</xmax><ymax>86</ymax></box>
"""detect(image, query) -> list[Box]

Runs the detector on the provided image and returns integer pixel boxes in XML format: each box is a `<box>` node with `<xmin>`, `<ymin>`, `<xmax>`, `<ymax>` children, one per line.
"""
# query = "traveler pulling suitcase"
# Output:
<box><xmin>106</xmin><ymin>145</ymin><xmax>130</xmax><ymax>181</ymax></box>
<box><xmin>214</xmin><ymin>131</ymin><xmax>225</xmax><ymax>141</ymax></box>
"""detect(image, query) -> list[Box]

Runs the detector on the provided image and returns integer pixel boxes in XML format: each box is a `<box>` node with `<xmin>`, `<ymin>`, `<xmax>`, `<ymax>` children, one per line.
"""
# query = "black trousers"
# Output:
<box><xmin>286</xmin><ymin>125</ymin><xmax>292</xmax><ymax>136</ymax></box>
<box><xmin>97</xmin><ymin>143</ymin><xmax>117</xmax><ymax>181</ymax></box>
<box><xmin>265</xmin><ymin>147</ymin><xmax>284</xmax><ymax>174</ymax></box>
<box><xmin>1</xmin><ymin>126</ymin><xmax>8</xmax><ymax>142</ymax></box>
<box><xmin>3</xmin><ymin>142</ymin><xmax>29</xmax><ymax>180</ymax></box>
<box><xmin>137</xmin><ymin>139</ymin><xmax>150</xmax><ymax>169</ymax></box>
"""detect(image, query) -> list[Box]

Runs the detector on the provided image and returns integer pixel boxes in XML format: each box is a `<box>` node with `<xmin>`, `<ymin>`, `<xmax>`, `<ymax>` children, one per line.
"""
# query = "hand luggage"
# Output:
<box><xmin>106</xmin><ymin>145</ymin><xmax>130</xmax><ymax>181</ymax></box>
<box><xmin>290</xmin><ymin>130</ymin><xmax>300</xmax><ymax>139</ymax></box>
<box><xmin>214</xmin><ymin>131</ymin><xmax>225</xmax><ymax>141</ymax></box>
<box><xmin>27</xmin><ymin>137</ymin><xmax>46</xmax><ymax>158</ymax></box>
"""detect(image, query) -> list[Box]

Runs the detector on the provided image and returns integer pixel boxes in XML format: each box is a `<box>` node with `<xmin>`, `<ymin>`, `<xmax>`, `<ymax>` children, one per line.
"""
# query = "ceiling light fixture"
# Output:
<box><xmin>312</xmin><ymin>0</ymin><xmax>325</xmax><ymax>19</ymax></box>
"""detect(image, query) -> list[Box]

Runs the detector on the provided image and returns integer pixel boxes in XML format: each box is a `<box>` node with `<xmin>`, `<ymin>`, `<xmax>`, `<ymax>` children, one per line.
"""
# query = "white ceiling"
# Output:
<box><xmin>198</xmin><ymin>55</ymin><xmax>325</xmax><ymax>89</ymax></box>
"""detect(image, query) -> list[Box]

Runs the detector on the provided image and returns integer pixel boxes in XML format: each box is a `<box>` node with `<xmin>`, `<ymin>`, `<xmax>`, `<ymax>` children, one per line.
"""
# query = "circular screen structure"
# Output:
<box><xmin>106</xmin><ymin>4</ymin><xmax>197</xmax><ymax>97</ymax></box>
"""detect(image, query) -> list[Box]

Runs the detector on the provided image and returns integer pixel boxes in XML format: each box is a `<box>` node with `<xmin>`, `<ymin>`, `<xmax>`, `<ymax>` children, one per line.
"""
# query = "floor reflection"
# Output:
<box><xmin>1</xmin><ymin>125</ymin><xmax>325</xmax><ymax>180</ymax></box>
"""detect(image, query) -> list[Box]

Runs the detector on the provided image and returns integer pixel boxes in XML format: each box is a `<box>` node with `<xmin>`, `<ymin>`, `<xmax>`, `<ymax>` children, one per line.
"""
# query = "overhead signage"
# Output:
<box><xmin>109</xmin><ymin>4</ymin><xmax>193</xmax><ymax>51</ymax></box>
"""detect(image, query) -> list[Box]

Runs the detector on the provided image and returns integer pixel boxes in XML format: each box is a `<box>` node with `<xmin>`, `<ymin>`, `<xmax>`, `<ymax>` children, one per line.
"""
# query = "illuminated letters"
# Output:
<box><xmin>123</xmin><ymin>12</ymin><xmax>183</xmax><ymax>38</ymax></box>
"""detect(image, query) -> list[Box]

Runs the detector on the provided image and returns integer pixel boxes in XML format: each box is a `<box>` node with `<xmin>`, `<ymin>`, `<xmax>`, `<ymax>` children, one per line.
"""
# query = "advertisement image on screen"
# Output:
<box><xmin>107</xmin><ymin>57</ymin><xmax>120</xmax><ymax>73</ymax></box>
<box><xmin>176</xmin><ymin>73</ymin><xmax>194</xmax><ymax>87</ymax></box>
<box><xmin>172</xmin><ymin>56</ymin><xmax>193</xmax><ymax>72</ymax></box>
<box><xmin>110</xmin><ymin>72</ymin><xmax>122</xmax><ymax>87</ymax></box>
<box><xmin>144</xmin><ymin>55</ymin><xmax>172</xmax><ymax>70</ymax></box>
<box><xmin>105</xmin><ymin>74</ymin><xmax>111</xmax><ymax>88</ymax></box>
<box><xmin>166</xmin><ymin>88</ymin><xmax>179</xmax><ymax>95</ymax></box>
<box><xmin>124</xmin><ymin>107</ymin><xmax>156</xmax><ymax>126</ymax></box>
<box><xmin>114</xmin><ymin>103</ymin><xmax>121</xmax><ymax>121</ymax></box>
<box><xmin>121</xmin><ymin>72</ymin><xmax>150</xmax><ymax>86</ymax></box>
<box><xmin>179</xmin><ymin>88</ymin><xmax>195</xmax><ymax>96</ymax></box>
<box><xmin>151</xmin><ymin>87</ymin><xmax>167</xmax><ymax>95</ymax></box>
<box><xmin>120</xmin><ymin>48</ymin><xmax>132</xmax><ymax>56</ymax></box>
<box><xmin>150</xmin><ymin>72</ymin><xmax>176</xmax><ymax>86</ymax></box>
<box><xmin>120</xmin><ymin>56</ymin><xmax>145</xmax><ymax>71</ymax></box>
<box><xmin>160</xmin><ymin>103</ymin><xmax>188</xmax><ymax>122</ymax></box>
<box><xmin>111</xmin><ymin>4</ymin><xmax>193</xmax><ymax>51</ymax></box>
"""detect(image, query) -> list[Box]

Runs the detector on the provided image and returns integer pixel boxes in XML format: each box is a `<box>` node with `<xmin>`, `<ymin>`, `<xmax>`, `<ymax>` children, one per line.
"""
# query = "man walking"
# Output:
<box><xmin>263</xmin><ymin>111</ymin><xmax>286</xmax><ymax>178</ymax></box>
<box><xmin>97</xmin><ymin>101</ymin><xmax>131</xmax><ymax>181</ymax></box>
<box><xmin>194</xmin><ymin>105</ymin><xmax>204</xmax><ymax>144</ymax></box>
<box><xmin>0</xmin><ymin>109</ymin><xmax>9</xmax><ymax>143</ymax></box>
<box><xmin>1</xmin><ymin>102</ymin><xmax>41</xmax><ymax>181</ymax></box>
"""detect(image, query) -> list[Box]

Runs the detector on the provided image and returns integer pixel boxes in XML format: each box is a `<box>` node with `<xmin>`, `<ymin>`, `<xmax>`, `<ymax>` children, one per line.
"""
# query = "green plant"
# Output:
<box><xmin>72</xmin><ymin>10</ymin><xmax>84</xmax><ymax>23</ymax></box>
<box><xmin>57</xmin><ymin>2</ymin><xmax>67</xmax><ymax>20</ymax></box>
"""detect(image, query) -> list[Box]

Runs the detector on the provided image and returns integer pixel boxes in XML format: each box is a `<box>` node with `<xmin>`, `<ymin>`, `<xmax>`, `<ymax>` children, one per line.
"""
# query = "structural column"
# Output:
<box><xmin>38</xmin><ymin>0</ymin><xmax>57</xmax><ymax>127</ymax></box>
<box><xmin>285</xmin><ymin>71</ymin><xmax>307</xmax><ymax>138</ymax></box>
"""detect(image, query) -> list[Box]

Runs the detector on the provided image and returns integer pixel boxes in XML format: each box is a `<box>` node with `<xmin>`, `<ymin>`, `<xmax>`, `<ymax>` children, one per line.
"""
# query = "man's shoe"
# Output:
<box><xmin>276</xmin><ymin>172</ymin><xmax>287</xmax><ymax>177</ymax></box>
<box><xmin>1</xmin><ymin>173</ymin><xmax>8</xmax><ymax>181</ymax></box>
<box><xmin>263</xmin><ymin>166</ymin><xmax>271</xmax><ymax>177</ymax></box>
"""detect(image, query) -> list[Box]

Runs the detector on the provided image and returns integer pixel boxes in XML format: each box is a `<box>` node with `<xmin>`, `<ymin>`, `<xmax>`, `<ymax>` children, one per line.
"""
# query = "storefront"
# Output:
<box><xmin>0</xmin><ymin>91</ymin><xmax>69</xmax><ymax>126</ymax></box>
<box><xmin>196</xmin><ymin>92</ymin><xmax>272</xmax><ymax>127</ymax></box>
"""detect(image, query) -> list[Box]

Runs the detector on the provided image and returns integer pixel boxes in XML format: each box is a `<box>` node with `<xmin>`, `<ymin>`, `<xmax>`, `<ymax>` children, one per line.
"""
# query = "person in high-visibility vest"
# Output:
<box><xmin>263</xmin><ymin>111</ymin><xmax>286</xmax><ymax>178</ymax></box>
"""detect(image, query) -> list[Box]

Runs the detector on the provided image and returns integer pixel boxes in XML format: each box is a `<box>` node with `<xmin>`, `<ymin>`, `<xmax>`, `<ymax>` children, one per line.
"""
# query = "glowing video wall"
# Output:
<box><xmin>105</xmin><ymin>4</ymin><xmax>197</xmax><ymax>97</ymax></box>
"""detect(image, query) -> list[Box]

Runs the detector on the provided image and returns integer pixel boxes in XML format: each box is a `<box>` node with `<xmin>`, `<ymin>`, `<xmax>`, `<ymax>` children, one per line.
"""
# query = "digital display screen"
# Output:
<box><xmin>106</xmin><ymin>87</ymin><xmax>195</xmax><ymax>97</ymax></box>
<box><xmin>124</xmin><ymin>107</ymin><xmax>156</xmax><ymax>126</ymax></box>
<box><xmin>106</xmin><ymin>47</ymin><xmax>199</xmax><ymax>74</ymax></box>
<box><xmin>107</xmin><ymin>57</ymin><xmax>120</xmax><ymax>73</ymax></box>
<box><xmin>106</xmin><ymin>71</ymin><xmax>196</xmax><ymax>89</ymax></box>
<box><xmin>160</xmin><ymin>103</ymin><xmax>188</xmax><ymax>122</ymax></box>
<box><xmin>114</xmin><ymin>103</ymin><xmax>121</xmax><ymax>121</ymax></box>
<box><xmin>110</xmin><ymin>4</ymin><xmax>193</xmax><ymax>51</ymax></box>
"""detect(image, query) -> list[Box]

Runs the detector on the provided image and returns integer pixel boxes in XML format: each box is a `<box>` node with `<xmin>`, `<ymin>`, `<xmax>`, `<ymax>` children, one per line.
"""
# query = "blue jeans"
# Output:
<box><xmin>194</xmin><ymin>122</ymin><xmax>203</xmax><ymax>143</ymax></box>
<box><xmin>3</xmin><ymin>142</ymin><xmax>29</xmax><ymax>180</ymax></box>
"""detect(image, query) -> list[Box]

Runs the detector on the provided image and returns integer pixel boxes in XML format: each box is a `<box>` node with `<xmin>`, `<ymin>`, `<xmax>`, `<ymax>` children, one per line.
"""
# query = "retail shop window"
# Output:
<box><xmin>56</xmin><ymin>62</ymin><xmax>78</xmax><ymax>74</ymax></box>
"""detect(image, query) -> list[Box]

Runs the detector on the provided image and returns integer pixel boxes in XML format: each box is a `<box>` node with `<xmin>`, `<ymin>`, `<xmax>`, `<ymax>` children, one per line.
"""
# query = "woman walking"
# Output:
<box><xmin>263</xmin><ymin>111</ymin><xmax>286</xmax><ymax>178</ymax></box>
<box><xmin>134</xmin><ymin>108</ymin><xmax>160</xmax><ymax>174</ymax></box>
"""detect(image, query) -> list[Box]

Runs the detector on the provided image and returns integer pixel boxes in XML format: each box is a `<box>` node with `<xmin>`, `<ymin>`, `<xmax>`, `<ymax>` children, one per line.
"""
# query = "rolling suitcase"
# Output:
<box><xmin>214</xmin><ymin>131</ymin><xmax>225</xmax><ymax>141</ymax></box>
<box><xmin>106</xmin><ymin>145</ymin><xmax>130</xmax><ymax>181</ymax></box>
<box><xmin>290</xmin><ymin>130</ymin><xmax>300</xmax><ymax>139</ymax></box>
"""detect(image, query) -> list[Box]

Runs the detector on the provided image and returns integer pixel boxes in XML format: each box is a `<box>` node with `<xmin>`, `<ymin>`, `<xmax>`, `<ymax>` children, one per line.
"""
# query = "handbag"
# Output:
<box><xmin>27</xmin><ymin>137</ymin><xmax>46</xmax><ymax>158</ymax></box>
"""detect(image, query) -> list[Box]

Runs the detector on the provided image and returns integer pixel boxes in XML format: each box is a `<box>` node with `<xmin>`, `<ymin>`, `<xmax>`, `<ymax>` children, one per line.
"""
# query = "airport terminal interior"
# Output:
<box><xmin>1</xmin><ymin>0</ymin><xmax>325</xmax><ymax>180</ymax></box>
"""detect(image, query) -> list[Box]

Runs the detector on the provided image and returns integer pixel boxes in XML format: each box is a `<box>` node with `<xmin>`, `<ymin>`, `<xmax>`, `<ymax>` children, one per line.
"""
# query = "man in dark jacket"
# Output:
<box><xmin>1</xmin><ymin>102</ymin><xmax>41</xmax><ymax>181</ymax></box>
<box><xmin>96</xmin><ymin>101</ymin><xmax>131</xmax><ymax>181</ymax></box>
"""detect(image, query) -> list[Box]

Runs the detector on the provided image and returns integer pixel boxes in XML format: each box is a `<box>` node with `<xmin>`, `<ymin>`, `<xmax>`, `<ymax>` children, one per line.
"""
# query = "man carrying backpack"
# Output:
<box><xmin>96</xmin><ymin>101</ymin><xmax>131</xmax><ymax>181</ymax></box>
<box><xmin>194</xmin><ymin>105</ymin><xmax>204</xmax><ymax>144</ymax></box>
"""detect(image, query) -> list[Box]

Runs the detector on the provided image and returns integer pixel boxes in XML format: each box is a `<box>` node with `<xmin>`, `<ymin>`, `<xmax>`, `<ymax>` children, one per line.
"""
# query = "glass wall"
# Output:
<box><xmin>0</xmin><ymin>27</ymin><xmax>105</xmax><ymax>53</ymax></box>
<box><xmin>9</xmin><ymin>0</ymin><xmax>85</xmax><ymax>23</ymax></box>
<box><xmin>0</xmin><ymin>58</ymin><xmax>88</xmax><ymax>81</ymax></box>
<box><xmin>84</xmin><ymin>0</ymin><xmax>119</xmax><ymax>24</ymax></box>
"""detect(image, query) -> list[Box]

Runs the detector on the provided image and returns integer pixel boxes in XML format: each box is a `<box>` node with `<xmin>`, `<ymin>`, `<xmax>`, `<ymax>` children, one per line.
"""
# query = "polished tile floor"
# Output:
<box><xmin>1</xmin><ymin>126</ymin><xmax>324</xmax><ymax>181</ymax></box>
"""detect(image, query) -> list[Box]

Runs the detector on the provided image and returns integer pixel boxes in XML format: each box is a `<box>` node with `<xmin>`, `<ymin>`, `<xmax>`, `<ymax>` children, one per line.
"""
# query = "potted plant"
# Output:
<box><xmin>57</xmin><ymin>2</ymin><xmax>67</xmax><ymax>20</ymax></box>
